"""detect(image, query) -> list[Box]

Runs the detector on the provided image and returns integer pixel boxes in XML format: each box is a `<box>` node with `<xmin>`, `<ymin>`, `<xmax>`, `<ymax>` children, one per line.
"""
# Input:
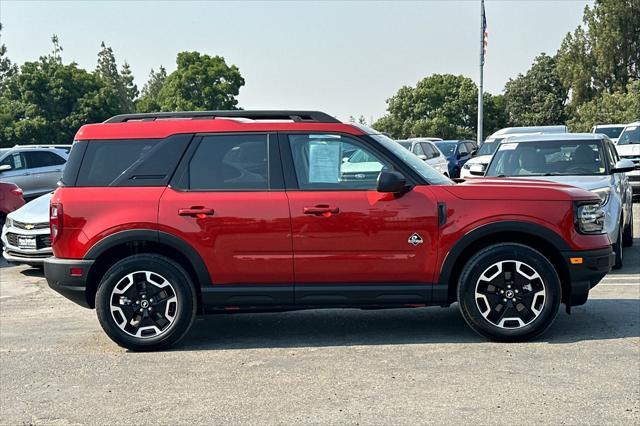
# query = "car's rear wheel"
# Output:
<box><xmin>622</xmin><ymin>208</ymin><xmax>633</xmax><ymax>247</ymax></box>
<box><xmin>613</xmin><ymin>221</ymin><xmax>624</xmax><ymax>269</ymax></box>
<box><xmin>457</xmin><ymin>243</ymin><xmax>561</xmax><ymax>342</ymax></box>
<box><xmin>96</xmin><ymin>254</ymin><xmax>197</xmax><ymax>351</ymax></box>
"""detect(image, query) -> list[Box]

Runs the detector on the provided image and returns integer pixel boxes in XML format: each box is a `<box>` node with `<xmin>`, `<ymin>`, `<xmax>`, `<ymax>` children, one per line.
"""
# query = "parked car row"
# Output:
<box><xmin>0</xmin><ymin>144</ymin><xmax>69</xmax><ymax>264</ymax></box>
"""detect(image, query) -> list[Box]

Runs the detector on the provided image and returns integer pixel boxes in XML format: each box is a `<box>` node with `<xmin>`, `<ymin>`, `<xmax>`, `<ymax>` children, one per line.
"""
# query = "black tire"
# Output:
<box><xmin>622</xmin><ymin>208</ymin><xmax>633</xmax><ymax>247</ymax></box>
<box><xmin>457</xmin><ymin>243</ymin><xmax>561</xmax><ymax>342</ymax></box>
<box><xmin>613</xmin><ymin>222</ymin><xmax>624</xmax><ymax>269</ymax></box>
<box><xmin>95</xmin><ymin>254</ymin><xmax>197</xmax><ymax>351</ymax></box>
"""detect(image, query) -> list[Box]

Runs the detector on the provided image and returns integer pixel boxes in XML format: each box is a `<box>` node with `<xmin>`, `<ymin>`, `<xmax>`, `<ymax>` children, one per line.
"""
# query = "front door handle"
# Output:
<box><xmin>303</xmin><ymin>205</ymin><xmax>340</xmax><ymax>217</ymax></box>
<box><xmin>178</xmin><ymin>207</ymin><xmax>215</xmax><ymax>218</ymax></box>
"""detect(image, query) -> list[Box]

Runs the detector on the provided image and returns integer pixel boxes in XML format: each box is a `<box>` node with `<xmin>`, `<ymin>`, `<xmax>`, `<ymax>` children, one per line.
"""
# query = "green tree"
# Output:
<box><xmin>568</xmin><ymin>80</ymin><xmax>640</xmax><ymax>132</ymax></box>
<box><xmin>136</xmin><ymin>66</ymin><xmax>167</xmax><ymax>112</ymax></box>
<box><xmin>0</xmin><ymin>23</ymin><xmax>18</xmax><ymax>90</ymax></box>
<box><xmin>0</xmin><ymin>36</ymin><xmax>123</xmax><ymax>146</ymax></box>
<box><xmin>503</xmin><ymin>53</ymin><xmax>568</xmax><ymax>126</ymax></box>
<box><xmin>95</xmin><ymin>42</ymin><xmax>137</xmax><ymax>113</ymax></box>
<box><xmin>557</xmin><ymin>0</ymin><xmax>640</xmax><ymax>105</ymax></box>
<box><xmin>372</xmin><ymin>74</ymin><xmax>505</xmax><ymax>140</ymax></box>
<box><xmin>156</xmin><ymin>51</ymin><xmax>244</xmax><ymax>111</ymax></box>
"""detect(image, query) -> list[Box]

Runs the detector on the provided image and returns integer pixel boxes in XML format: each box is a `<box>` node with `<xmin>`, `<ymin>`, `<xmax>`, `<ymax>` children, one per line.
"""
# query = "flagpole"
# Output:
<box><xmin>477</xmin><ymin>0</ymin><xmax>484</xmax><ymax>145</ymax></box>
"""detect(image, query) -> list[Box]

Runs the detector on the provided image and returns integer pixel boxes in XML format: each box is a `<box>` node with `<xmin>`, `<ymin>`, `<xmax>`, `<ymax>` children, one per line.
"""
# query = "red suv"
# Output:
<box><xmin>44</xmin><ymin>111</ymin><xmax>614</xmax><ymax>351</ymax></box>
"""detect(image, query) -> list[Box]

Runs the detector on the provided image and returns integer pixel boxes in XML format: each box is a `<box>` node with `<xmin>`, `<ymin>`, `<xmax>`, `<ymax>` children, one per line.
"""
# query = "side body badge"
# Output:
<box><xmin>408</xmin><ymin>233</ymin><xmax>424</xmax><ymax>246</ymax></box>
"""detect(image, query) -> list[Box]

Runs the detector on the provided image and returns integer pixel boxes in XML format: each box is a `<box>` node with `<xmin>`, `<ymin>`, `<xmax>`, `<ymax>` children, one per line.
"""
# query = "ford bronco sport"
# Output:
<box><xmin>44</xmin><ymin>111</ymin><xmax>614</xmax><ymax>351</ymax></box>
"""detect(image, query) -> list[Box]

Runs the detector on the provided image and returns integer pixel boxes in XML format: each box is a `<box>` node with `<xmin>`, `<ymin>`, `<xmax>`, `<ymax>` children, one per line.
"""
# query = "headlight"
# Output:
<box><xmin>4</xmin><ymin>218</ymin><xmax>12</xmax><ymax>229</ymax></box>
<box><xmin>591</xmin><ymin>187</ymin><xmax>611</xmax><ymax>206</ymax></box>
<box><xmin>575</xmin><ymin>202</ymin><xmax>606</xmax><ymax>234</ymax></box>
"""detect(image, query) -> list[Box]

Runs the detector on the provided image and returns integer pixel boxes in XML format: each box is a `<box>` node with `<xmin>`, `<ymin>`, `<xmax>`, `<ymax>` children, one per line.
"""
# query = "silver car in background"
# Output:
<box><xmin>1</xmin><ymin>192</ymin><xmax>53</xmax><ymax>266</ymax></box>
<box><xmin>396</xmin><ymin>139</ymin><xmax>450</xmax><ymax>176</ymax></box>
<box><xmin>0</xmin><ymin>145</ymin><xmax>69</xmax><ymax>200</ymax></box>
<box><xmin>484</xmin><ymin>133</ymin><xmax>635</xmax><ymax>269</ymax></box>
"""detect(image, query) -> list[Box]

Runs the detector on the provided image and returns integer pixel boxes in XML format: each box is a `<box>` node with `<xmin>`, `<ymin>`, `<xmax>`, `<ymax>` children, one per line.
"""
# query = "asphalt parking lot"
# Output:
<box><xmin>0</xmin><ymin>208</ymin><xmax>638</xmax><ymax>425</ymax></box>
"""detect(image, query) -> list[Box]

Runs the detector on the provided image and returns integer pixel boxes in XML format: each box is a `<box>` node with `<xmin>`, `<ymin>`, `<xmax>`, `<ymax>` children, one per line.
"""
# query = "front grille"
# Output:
<box><xmin>5</xmin><ymin>232</ymin><xmax>51</xmax><ymax>249</ymax></box>
<box><xmin>12</xmin><ymin>220</ymin><xmax>49</xmax><ymax>230</ymax></box>
<box><xmin>628</xmin><ymin>175</ymin><xmax>640</xmax><ymax>182</ymax></box>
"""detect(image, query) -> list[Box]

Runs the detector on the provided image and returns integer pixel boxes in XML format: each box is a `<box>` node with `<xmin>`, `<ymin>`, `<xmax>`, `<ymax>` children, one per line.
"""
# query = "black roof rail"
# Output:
<box><xmin>104</xmin><ymin>110</ymin><xmax>341</xmax><ymax>124</ymax></box>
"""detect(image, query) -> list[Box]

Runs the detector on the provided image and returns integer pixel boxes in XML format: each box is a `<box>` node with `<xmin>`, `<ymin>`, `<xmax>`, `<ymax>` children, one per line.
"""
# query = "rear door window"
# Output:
<box><xmin>181</xmin><ymin>134</ymin><xmax>269</xmax><ymax>191</ymax></box>
<box><xmin>24</xmin><ymin>151</ymin><xmax>66</xmax><ymax>168</ymax></box>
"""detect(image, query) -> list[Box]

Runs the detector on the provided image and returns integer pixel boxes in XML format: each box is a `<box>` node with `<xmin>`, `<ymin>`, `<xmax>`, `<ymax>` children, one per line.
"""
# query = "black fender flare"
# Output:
<box><xmin>437</xmin><ymin>221</ymin><xmax>571</xmax><ymax>289</ymax></box>
<box><xmin>84</xmin><ymin>229</ymin><xmax>210</xmax><ymax>286</ymax></box>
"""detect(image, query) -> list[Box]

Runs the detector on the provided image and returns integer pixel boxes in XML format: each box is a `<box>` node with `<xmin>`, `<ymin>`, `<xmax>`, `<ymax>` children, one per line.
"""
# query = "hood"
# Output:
<box><xmin>447</xmin><ymin>178</ymin><xmax>599</xmax><ymax>202</ymax></box>
<box><xmin>616</xmin><ymin>144</ymin><xmax>640</xmax><ymax>156</ymax></box>
<box><xmin>8</xmin><ymin>192</ymin><xmax>53</xmax><ymax>223</ymax></box>
<box><xmin>465</xmin><ymin>155</ymin><xmax>492</xmax><ymax>165</ymax></box>
<box><xmin>499</xmin><ymin>175</ymin><xmax>612</xmax><ymax>192</ymax></box>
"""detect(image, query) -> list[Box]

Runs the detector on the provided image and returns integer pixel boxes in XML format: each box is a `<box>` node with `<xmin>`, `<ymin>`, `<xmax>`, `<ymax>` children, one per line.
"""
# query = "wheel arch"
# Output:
<box><xmin>438</xmin><ymin>221</ymin><xmax>571</xmax><ymax>305</ymax></box>
<box><xmin>83</xmin><ymin>230</ymin><xmax>209</xmax><ymax>310</ymax></box>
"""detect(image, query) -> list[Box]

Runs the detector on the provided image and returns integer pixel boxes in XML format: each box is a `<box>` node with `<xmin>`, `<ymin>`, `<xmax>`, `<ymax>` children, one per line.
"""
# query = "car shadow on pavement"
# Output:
<box><xmin>175</xmin><ymin>298</ymin><xmax>640</xmax><ymax>351</ymax></box>
<box><xmin>20</xmin><ymin>267</ymin><xmax>45</xmax><ymax>277</ymax></box>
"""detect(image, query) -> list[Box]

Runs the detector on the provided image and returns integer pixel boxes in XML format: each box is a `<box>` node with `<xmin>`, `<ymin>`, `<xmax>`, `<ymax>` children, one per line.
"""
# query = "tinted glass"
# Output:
<box><xmin>458</xmin><ymin>143</ymin><xmax>469</xmax><ymax>155</ymax></box>
<box><xmin>412</xmin><ymin>143</ymin><xmax>425</xmax><ymax>156</ymax></box>
<box><xmin>186</xmin><ymin>134</ymin><xmax>268</xmax><ymax>190</ymax></box>
<box><xmin>396</xmin><ymin>140</ymin><xmax>413</xmax><ymax>150</ymax></box>
<box><xmin>594</xmin><ymin>126</ymin><xmax>625</xmax><ymax>138</ymax></box>
<box><xmin>289</xmin><ymin>134</ymin><xmax>391</xmax><ymax>190</ymax></box>
<box><xmin>25</xmin><ymin>151</ymin><xmax>66</xmax><ymax>168</ymax></box>
<box><xmin>434</xmin><ymin>142</ymin><xmax>456</xmax><ymax>156</ymax></box>
<box><xmin>77</xmin><ymin>139</ymin><xmax>161</xmax><ymax>186</ymax></box>
<box><xmin>477</xmin><ymin>138</ymin><xmax>503</xmax><ymax>155</ymax></box>
<box><xmin>486</xmin><ymin>140</ymin><xmax>607</xmax><ymax>177</ymax></box>
<box><xmin>618</xmin><ymin>125</ymin><xmax>640</xmax><ymax>145</ymax></box>
<box><xmin>465</xmin><ymin>142</ymin><xmax>477</xmax><ymax>153</ymax></box>
<box><xmin>425</xmin><ymin>143</ymin><xmax>439</xmax><ymax>157</ymax></box>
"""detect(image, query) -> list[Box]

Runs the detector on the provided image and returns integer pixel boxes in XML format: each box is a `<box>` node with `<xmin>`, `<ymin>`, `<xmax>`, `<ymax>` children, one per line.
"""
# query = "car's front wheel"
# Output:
<box><xmin>457</xmin><ymin>243</ymin><xmax>561</xmax><ymax>342</ymax></box>
<box><xmin>95</xmin><ymin>254</ymin><xmax>197</xmax><ymax>351</ymax></box>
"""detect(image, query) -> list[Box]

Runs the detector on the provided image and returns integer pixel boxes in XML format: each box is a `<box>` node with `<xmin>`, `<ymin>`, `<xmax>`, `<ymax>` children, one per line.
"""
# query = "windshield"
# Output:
<box><xmin>486</xmin><ymin>139</ymin><xmax>607</xmax><ymax>177</ymax></box>
<box><xmin>370</xmin><ymin>134</ymin><xmax>453</xmax><ymax>185</ymax></box>
<box><xmin>594</xmin><ymin>126</ymin><xmax>625</xmax><ymax>139</ymax></box>
<box><xmin>477</xmin><ymin>138</ymin><xmax>503</xmax><ymax>156</ymax></box>
<box><xmin>618</xmin><ymin>125</ymin><xmax>640</xmax><ymax>145</ymax></box>
<box><xmin>434</xmin><ymin>142</ymin><xmax>457</xmax><ymax>156</ymax></box>
<box><xmin>396</xmin><ymin>140</ymin><xmax>413</xmax><ymax>150</ymax></box>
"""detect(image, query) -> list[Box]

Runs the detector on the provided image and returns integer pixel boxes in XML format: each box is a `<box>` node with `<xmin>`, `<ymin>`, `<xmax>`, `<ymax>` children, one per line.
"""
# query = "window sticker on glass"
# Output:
<box><xmin>500</xmin><ymin>143</ymin><xmax>519</xmax><ymax>151</ymax></box>
<box><xmin>309</xmin><ymin>141</ymin><xmax>341</xmax><ymax>183</ymax></box>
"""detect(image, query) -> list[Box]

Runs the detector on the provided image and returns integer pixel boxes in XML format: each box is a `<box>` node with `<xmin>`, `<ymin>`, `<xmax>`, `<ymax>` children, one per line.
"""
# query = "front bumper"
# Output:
<box><xmin>44</xmin><ymin>257</ymin><xmax>94</xmax><ymax>308</ymax></box>
<box><xmin>561</xmin><ymin>246</ymin><xmax>614</xmax><ymax>307</ymax></box>
<box><xmin>1</xmin><ymin>224</ymin><xmax>52</xmax><ymax>265</ymax></box>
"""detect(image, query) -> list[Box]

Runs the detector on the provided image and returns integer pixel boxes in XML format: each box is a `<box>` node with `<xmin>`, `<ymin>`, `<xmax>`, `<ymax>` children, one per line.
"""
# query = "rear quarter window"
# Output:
<box><xmin>74</xmin><ymin>135</ymin><xmax>192</xmax><ymax>187</ymax></box>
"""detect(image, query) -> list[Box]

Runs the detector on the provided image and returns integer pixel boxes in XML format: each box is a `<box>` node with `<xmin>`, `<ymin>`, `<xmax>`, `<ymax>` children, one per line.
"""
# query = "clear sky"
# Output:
<box><xmin>1</xmin><ymin>0</ymin><xmax>591</xmax><ymax>122</ymax></box>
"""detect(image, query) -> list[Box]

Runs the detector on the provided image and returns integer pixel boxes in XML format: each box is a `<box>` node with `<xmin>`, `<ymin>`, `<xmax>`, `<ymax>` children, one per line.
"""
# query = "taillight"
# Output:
<box><xmin>50</xmin><ymin>202</ymin><xmax>63</xmax><ymax>245</ymax></box>
<box><xmin>11</xmin><ymin>187</ymin><xmax>23</xmax><ymax>197</ymax></box>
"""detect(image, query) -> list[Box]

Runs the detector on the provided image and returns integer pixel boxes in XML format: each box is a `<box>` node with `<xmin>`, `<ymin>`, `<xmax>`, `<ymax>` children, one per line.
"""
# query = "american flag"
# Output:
<box><xmin>481</xmin><ymin>0</ymin><xmax>488</xmax><ymax>65</ymax></box>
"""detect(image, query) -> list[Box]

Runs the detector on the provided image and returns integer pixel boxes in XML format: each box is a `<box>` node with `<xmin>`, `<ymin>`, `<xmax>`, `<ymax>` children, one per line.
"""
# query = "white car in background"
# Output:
<box><xmin>592</xmin><ymin>123</ymin><xmax>626</xmax><ymax>144</ymax></box>
<box><xmin>460</xmin><ymin>125</ymin><xmax>568</xmax><ymax>179</ymax></box>
<box><xmin>396</xmin><ymin>139</ymin><xmax>450</xmax><ymax>176</ymax></box>
<box><xmin>483</xmin><ymin>133</ymin><xmax>634</xmax><ymax>269</ymax></box>
<box><xmin>1</xmin><ymin>192</ymin><xmax>53</xmax><ymax>266</ymax></box>
<box><xmin>615</xmin><ymin>121</ymin><xmax>640</xmax><ymax>196</ymax></box>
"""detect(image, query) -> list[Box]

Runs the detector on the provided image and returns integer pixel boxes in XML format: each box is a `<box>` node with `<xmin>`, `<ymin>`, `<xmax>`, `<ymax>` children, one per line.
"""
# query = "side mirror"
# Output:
<box><xmin>416</xmin><ymin>154</ymin><xmax>427</xmax><ymax>161</ymax></box>
<box><xmin>468</xmin><ymin>164</ymin><xmax>485</xmax><ymax>176</ymax></box>
<box><xmin>0</xmin><ymin>164</ymin><xmax>11</xmax><ymax>172</ymax></box>
<box><xmin>611</xmin><ymin>159</ymin><xmax>635</xmax><ymax>174</ymax></box>
<box><xmin>377</xmin><ymin>170</ymin><xmax>407</xmax><ymax>193</ymax></box>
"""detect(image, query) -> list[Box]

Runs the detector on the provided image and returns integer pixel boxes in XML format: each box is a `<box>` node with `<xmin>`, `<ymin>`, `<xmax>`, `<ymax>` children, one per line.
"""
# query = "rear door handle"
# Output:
<box><xmin>303</xmin><ymin>205</ymin><xmax>340</xmax><ymax>216</ymax></box>
<box><xmin>178</xmin><ymin>207</ymin><xmax>215</xmax><ymax>218</ymax></box>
